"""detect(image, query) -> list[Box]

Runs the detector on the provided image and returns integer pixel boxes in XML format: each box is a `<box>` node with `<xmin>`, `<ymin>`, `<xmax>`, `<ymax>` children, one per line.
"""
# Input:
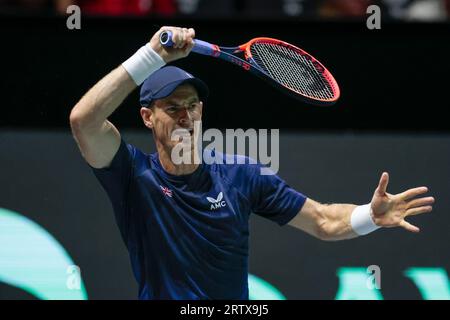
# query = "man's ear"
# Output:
<box><xmin>140</xmin><ymin>107</ymin><xmax>154</xmax><ymax>129</ymax></box>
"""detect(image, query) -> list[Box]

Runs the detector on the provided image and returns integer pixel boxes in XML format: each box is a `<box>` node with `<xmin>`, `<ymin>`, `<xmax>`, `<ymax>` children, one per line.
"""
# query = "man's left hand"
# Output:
<box><xmin>370</xmin><ymin>172</ymin><xmax>434</xmax><ymax>232</ymax></box>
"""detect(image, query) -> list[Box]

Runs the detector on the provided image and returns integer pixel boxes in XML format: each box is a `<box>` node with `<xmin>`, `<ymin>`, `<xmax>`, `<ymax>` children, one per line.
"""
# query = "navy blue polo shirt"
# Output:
<box><xmin>91</xmin><ymin>139</ymin><xmax>306</xmax><ymax>300</ymax></box>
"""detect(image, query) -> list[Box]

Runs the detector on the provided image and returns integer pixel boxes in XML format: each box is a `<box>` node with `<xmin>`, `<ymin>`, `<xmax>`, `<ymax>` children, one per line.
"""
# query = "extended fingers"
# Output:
<box><xmin>376</xmin><ymin>172</ymin><xmax>389</xmax><ymax>196</ymax></box>
<box><xmin>399</xmin><ymin>186</ymin><xmax>429</xmax><ymax>200</ymax></box>
<box><xmin>406</xmin><ymin>205</ymin><xmax>433</xmax><ymax>216</ymax></box>
<box><xmin>399</xmin><ymin>220</ymin><xmax>420</xmax><ymax>233</ymax></box>
<box><xmin>407</xmin><ymin>196</ymin><xmax>435</xmax><ymax>209</ymax></box>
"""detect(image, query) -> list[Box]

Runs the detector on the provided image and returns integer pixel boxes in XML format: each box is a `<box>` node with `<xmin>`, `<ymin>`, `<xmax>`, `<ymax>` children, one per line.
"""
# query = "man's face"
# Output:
<box><xmin>141</xmin><ymin>84</ymin><xmax>203</xmax><ymax>152</ymax></box>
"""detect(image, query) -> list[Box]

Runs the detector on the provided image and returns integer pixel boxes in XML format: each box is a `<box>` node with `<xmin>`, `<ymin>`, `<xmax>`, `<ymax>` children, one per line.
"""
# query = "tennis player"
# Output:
<box><xmin>69</xmin><ymin>26</ymin><xmax>434</xmax><ymax>299</ymax></box>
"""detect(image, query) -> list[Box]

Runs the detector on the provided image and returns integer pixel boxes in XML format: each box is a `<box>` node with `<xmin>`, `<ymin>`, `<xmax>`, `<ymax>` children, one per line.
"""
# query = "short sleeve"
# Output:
<box><xmin>90</xmin><ymin>139</ymin><xmax>135</xmax><ymax>242</ymax></box>
<box><xmin>249</xmin><ymin>165</ymin><xmax>307</xmax><ymax>226</ymax></box>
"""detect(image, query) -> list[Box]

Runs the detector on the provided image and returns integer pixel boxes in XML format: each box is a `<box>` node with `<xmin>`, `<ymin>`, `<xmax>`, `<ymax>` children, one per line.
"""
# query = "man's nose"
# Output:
<box><xmin>178</xmin><ymin>107</ymin><xmax>191</xmax><ymax>125</ymax></box>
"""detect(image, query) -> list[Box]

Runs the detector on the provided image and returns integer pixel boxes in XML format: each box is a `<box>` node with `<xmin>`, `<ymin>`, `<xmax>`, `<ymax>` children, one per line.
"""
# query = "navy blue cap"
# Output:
<box><xmin>140</xmin><ymin>66</ymin><xmax>209</xmax><ymax>107</ymax></box>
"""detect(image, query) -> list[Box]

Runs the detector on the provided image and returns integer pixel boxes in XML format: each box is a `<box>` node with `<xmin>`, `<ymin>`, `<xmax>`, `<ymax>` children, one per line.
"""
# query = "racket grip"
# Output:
<box><xmin>159</xmin><ymin>31</ymin><xmax>175</xmax><ymax>47</ymax></box>
<box><xmin>159</xmin><ymin>31</ymin><xmax>218</xmax><ymax>57</ymax></box>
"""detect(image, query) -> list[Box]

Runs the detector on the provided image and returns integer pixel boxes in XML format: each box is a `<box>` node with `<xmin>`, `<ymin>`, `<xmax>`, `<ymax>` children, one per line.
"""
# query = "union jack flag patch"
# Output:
<box><xmin>160</xmin><ymin>185</ymin><xmax>173</xmax><ymax>198</ymax></box>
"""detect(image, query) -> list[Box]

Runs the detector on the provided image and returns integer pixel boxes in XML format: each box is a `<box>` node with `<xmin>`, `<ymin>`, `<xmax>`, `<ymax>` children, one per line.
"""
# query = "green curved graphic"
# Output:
<box><xmin>404</xmin><ymin>268</ymin><xmax>450</xmax><ymax>300</ymax></box>
<box><xmin>0</xmin><ymin>208</ymin><xmax>87</xmax><ymax>300</ymax></box>
<box><xmin>335</xmin><ymin>267</ymin><xmax>383</xmax><ymax>300</ymax></box>
<box><xmin>248</xmin><ymin>274</ymin><xmax>286</xmax><ymax>300</ymax></box>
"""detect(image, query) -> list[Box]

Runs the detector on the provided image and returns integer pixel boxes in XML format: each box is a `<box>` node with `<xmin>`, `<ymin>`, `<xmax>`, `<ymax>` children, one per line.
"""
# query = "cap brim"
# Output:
<box><xmin>152</xmin><ymin>78</ymin><xmax>209</xmax><ymax>102</ymax></box>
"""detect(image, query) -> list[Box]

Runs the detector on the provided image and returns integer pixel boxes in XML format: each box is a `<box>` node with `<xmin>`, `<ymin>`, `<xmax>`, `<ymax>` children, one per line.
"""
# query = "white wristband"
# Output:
<box><xmin>122</xmin><ymin>43</ymin><xmax>166</xmax><ymax>85</ymax></box>
<box><xmin>350</xmin><ymin>203</ymin><xmax>381</xmax><ymax>236</ymax></box>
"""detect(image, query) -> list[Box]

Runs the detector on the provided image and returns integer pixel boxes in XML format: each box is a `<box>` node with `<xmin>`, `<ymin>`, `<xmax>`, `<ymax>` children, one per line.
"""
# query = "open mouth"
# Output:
<box><xmin>180</xmin><ymin>128</ymin><xmax>194</xmax><ymax>136</ymax></box>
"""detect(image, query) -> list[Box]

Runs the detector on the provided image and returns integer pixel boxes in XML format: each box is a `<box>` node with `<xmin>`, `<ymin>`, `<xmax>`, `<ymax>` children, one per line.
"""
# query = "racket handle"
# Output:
<box><xmin>159</xmin><ymin>31</ymin><xmax>218</xmax><ymax>57</ymax></box>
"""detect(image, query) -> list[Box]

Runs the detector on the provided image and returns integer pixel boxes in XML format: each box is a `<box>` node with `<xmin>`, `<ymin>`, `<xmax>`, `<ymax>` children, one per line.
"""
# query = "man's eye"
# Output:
<box><xmin>190</xmin><ymin>102</ymin><xmax>201</xmax><ymax>109</ymax></box>
<box><xmin>167</xmin><ymin>107</ymin><xmax>177</xmax><ymax>113</ymax></box>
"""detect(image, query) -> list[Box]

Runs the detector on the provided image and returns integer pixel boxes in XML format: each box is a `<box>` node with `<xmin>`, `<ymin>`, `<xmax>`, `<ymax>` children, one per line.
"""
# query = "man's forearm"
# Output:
<box><xmin>291</xmin><ymin>173</ymin><xmax>431</xmax><ymax>240</ymax></box>
<box><xmin>70</xmin><ymin>66</ymin><xmax>136</xmax><ymax>130</ymax></box>
<box><xmin>319</xmin><ymin>203</ymin><xmax>359</xmax><ymax>241</ymax></box>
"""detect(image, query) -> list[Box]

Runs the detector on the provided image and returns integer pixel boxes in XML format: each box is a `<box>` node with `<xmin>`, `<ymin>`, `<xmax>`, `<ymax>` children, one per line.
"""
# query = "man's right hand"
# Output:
<box><xmin>70</xmin><ymin>26</ymin><xmax>196</xmax><ymax>169</ymax></box>
<box><xmin>150</xmin><ymin>26</ymin><xmax>196</xmax><ymax>63</ymax></box>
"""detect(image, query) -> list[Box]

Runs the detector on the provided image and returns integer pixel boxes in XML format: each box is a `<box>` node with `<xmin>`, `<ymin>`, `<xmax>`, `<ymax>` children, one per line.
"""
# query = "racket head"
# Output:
<box><xmin>240</xmin><ymin>38</ymin><xmax>340</xmax><ymax>106</ymax></box>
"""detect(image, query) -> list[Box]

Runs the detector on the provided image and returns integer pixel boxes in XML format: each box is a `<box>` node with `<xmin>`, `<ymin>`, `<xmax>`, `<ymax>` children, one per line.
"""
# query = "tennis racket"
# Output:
<box><xmin>160</xmin><ymin>31</ymin><xmax>340</xmax><ymax>106</ymax></box>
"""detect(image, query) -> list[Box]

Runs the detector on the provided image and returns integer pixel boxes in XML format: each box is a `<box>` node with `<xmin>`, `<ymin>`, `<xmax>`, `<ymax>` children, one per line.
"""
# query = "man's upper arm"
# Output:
<box><xmin>71</xmin><ymin>119</ymin><xmax>121</xmax><ymax>169</ymax></box>
<box><xmin>248</xmin><ymin>164</ymin><xmax>307</xmax><ymax>226</ymax></box>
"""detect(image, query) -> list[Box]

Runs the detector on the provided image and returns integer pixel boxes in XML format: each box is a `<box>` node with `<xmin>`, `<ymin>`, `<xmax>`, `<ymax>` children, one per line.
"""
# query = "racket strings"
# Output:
<box><xmin>250</xmin><ymin>42</ymin><xmax>335</xmax><ymax>100</ymax></box>
<box><xmin>251</xmin><ymin>43</ymin><xmax>331</xmax><ymax>99</ymax></box>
